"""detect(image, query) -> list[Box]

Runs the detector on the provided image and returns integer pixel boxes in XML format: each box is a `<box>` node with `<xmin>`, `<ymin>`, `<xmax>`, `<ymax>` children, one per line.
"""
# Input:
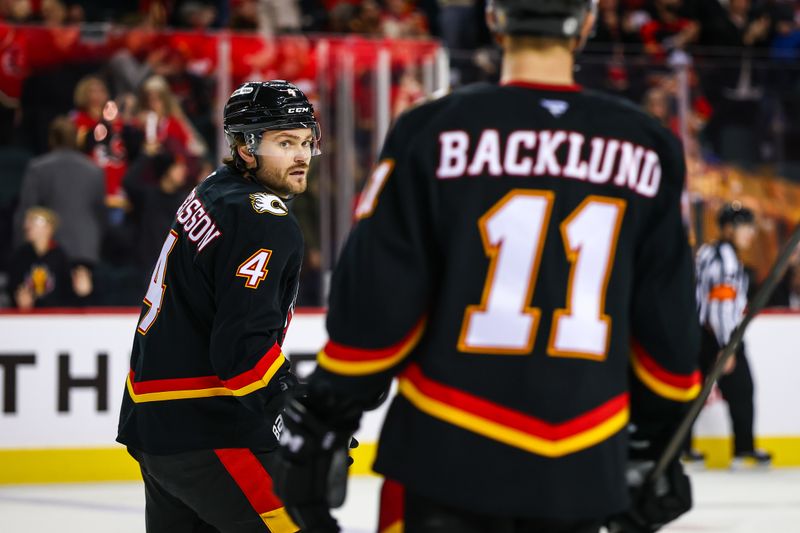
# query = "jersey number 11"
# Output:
<box><xmin>458</xmin><ymin>190</ymin><xmax>626</xmax><ymax>360</ymax></box>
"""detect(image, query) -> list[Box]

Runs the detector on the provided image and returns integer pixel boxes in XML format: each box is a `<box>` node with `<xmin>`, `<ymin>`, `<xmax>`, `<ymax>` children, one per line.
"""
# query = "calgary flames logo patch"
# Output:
<box><xmin>250</xmin><ymin>193</ymin><xmax>288</xmax><ymax>216</ymax></box>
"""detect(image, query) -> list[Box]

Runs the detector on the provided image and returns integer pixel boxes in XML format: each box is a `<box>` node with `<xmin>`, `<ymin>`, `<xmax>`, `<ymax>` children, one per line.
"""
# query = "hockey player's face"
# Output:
<box><xmin>253</xmin><ymin>129</ymin><xmax>313</xmax><ymax>197</ymax></box>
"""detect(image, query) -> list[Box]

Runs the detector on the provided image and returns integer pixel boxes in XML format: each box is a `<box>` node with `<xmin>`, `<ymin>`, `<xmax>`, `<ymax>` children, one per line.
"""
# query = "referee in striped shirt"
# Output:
<box><xmin>689</xmin><ymin>202</ymin><xmax>771</xmax><ymax>467</ymax></box>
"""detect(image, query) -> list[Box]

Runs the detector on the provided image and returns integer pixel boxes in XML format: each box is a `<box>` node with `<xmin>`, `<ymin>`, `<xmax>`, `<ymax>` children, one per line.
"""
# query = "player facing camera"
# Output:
<box><xmin>223</xmin><ymin>80</ymin><xmax>321</xmax><ymax>199</ymax></box>
<box><xmin>117</xmin><ymin>79</ymin><xmax>317</xmax><ymax>533</ymax></box>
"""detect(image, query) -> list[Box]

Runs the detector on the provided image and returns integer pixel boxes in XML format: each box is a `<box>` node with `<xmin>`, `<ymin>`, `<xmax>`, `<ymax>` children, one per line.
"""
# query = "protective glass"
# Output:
<box><xmin>243</xmin><ymin>123</ymin><xmax>322</xmax><ymax>157</ymax></box>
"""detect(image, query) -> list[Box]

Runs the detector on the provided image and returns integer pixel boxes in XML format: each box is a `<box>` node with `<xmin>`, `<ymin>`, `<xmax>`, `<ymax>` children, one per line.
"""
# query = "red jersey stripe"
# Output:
<box><xmin>322</xmin><ymin>317</ymin><xmax>426</xmax><ymax>362</ymax></box>
<box><xmin>401</xmin><ymin>364</ymin><xmax>628</xmax><ymax>441</ymax></box>
<box><xmin>631</xmin><ymin>340</ymin><xmax>701</xmax><ymax>389</ymax></box>
<box><xmin>130</xmin><ymin>343</ymin><xmax>283</xmax><ymax>394</ymax></box>
<box><xmin>222</xmin><ymin>343</ymin><xmax>284</xmax><ymax>390</ymax></box>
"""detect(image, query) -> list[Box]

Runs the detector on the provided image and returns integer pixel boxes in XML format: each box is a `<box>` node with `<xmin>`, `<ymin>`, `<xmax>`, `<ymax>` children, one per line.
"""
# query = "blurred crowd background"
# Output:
<box><xmin>0</xmin><ymin>0</ymin><xmax>799</xmax><ymax>310</ymax></box>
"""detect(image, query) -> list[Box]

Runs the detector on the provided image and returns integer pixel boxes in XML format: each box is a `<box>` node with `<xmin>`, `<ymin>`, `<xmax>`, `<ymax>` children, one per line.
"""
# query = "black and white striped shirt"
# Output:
<box><xmin>695</xmin><ymin>241</ymin><xmax>748</xmax><ymax>346</ymax></box>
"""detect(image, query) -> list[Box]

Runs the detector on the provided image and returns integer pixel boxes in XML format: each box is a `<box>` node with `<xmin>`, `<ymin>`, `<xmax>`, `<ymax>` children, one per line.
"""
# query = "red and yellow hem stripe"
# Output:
<box><xmin>317</xmin><ymin>317</ymin><xmax>426</xmax><ymax>376</ymax></box>
<box><xmin>126</xmin><ymin>344</ymin><xmax>286</xmax><ymax>403</ymax></box>
<box><xmin>397</xmin><ymin>364</ymin><xmax>629</xmax><ymax>458</ymax></box>
<box><xmin>630</xmin><ymin>340</ymin><xmax>701</xmax><ymax>402</ymax></box>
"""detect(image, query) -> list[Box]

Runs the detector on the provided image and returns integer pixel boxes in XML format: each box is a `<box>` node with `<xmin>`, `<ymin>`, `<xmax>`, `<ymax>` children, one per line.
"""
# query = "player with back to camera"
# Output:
<box><xmin>117</xmin><ymin>80</ymin><xmax>319</xmax><ymax>533</ymax></box>
<box><xmin>274</xmin><ymin>1</ymin><xmax>702</xmax><ymax>532</ymax></box>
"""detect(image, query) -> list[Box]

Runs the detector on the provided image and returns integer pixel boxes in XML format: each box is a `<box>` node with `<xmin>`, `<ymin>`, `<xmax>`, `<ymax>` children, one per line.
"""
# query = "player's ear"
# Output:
<box><xmin>237</xmin><ymin>144</ymin><xmax>255</xmax><ymax>165</ymax></box>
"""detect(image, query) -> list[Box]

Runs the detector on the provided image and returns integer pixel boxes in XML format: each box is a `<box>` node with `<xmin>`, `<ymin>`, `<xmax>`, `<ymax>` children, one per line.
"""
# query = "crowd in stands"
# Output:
<box><xmin>0</xmin><ymin>0</ymin><xmax>799</xmax><ymax>310</ymax></box>
<box><xmin>579</xmin><ymin>0</ymin><xmax>800</xmax><ymax>171</ymax></box>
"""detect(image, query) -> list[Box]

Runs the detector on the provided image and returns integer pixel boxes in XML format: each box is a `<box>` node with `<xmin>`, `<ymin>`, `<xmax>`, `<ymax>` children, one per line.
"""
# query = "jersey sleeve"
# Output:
<box><xmin>203</xmin><ymin>204</ymin><xmax>302</xmax><ymax>415</ymax></box>
<box><xmin>310</xmin><ymin>109</ymin><xmax>437</xmax><ymax>404</ymax></box>
<box><xmin>628</xmin><ymin>135</ymin><xmax>702</xmax><ymax>455</ymax></box>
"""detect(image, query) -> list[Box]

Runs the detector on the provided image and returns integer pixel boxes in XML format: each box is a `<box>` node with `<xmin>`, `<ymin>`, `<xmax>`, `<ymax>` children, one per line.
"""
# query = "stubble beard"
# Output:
<box><xmin>256</xmin><ymin>165</ymin><xmax>307</xmax><ymax>198</ymax></box>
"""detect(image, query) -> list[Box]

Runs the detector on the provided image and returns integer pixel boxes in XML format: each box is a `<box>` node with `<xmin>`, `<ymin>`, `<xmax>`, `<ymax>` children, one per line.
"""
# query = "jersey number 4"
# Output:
<box><xmin>137</xmin><ymin>235</ymin><xmax>274</xmax><ymax>334</ymax></box>
<box><xmin>458</xmin><ymin>190</ymin><xmax>626</xmax><ymax>360</ymax></box>
<box><xmin>138</xmin><ymin>230</ymin><xmax>179</xmax><ymax>335</ymax></box>
<box><xmin>236</xmin><ymin>249</ymin><xmax>272</xmax><ymax>289</ymax></box>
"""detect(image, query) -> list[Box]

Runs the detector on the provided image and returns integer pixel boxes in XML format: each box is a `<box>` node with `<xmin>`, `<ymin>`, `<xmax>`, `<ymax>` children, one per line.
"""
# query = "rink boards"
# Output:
<box><xmin>0</xmin><ymin>309</ymin><xmax>798</xmax><ymax>483</ymax></box>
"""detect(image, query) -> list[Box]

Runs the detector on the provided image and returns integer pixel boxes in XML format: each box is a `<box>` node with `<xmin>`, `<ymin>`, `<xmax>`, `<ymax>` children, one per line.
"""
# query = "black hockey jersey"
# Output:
<box><xmin>311</xmin><ymin>81</ymin><xmax>701</xmax><ymax>520</ymax></box>
<box><xmin>117</xmin><ymin>165</ymin><xmax>303</xmax><ymax>454</ymax></box>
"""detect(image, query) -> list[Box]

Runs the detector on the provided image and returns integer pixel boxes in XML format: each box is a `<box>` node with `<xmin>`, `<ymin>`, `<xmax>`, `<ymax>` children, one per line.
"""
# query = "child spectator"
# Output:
<box><xmin>7</xmin><ymin>207</ymin><xmax>93</xmax><ymax>309</ymax></box>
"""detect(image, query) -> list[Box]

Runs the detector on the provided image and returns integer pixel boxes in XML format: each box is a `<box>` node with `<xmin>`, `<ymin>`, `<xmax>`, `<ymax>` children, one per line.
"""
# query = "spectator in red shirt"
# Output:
<box><xmin>640</xmin><ymin>0</ymin><xmax>699</xmax><ymax>61</ymax></box>
<box><xmin>380</xmin><ymin>0</ymin><xmax>428</xmax><ymax>38</ymax></box>
<box><xmin>72</xmin><ymin>75</ymin><xmax>110</xmax><ymax>146</ymax></box>
<box><xmin>137</xmin><ymin>74</ymin><xmax>205</xmax><ymax>157</ymax></box>
<box><xmin>71</xmin><ymin>75</ymin><xmax>130</xmax><ymax>197</ymax></box>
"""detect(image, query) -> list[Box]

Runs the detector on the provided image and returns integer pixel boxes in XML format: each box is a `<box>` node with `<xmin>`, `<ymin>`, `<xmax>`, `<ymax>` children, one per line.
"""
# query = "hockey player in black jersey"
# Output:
<box><xmin>275</xmin><ymin>1</ymin><xmax>701</xmax><ymax>532</ymax></box>
<box><xmin>117</xmin><ymin>80</ymin><xmax>320</xmax><ymax>533</ymax></box>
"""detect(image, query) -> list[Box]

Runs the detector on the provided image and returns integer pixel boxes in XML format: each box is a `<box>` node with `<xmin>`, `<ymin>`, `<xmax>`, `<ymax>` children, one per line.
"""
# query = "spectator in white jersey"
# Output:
<box><xmin>690</xmin><ymin>202</ymin><xmax>772</xmax><ymax>467</ymax></box>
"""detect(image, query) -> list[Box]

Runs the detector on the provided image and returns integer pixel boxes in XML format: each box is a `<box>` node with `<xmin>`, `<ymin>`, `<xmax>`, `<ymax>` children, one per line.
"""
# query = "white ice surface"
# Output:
<box><xmin>0</xmin><ymin>469</ymin><xmax>798</xmax><ymax>532</ymax></box>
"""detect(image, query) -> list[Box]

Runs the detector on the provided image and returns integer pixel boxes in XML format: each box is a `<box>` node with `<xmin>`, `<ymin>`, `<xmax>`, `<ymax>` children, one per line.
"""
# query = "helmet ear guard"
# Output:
<box><xmin>224</xmin><ymin>129</ymin><xmax>255</xmax><ymax>173</ymax></box>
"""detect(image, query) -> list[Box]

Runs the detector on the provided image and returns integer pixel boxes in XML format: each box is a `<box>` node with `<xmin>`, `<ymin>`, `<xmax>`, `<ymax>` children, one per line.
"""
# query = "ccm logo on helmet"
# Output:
<box><xmin>287</xmin><ymin>107</ymin><xmax>310</xmax><ymax>114</ymax></box>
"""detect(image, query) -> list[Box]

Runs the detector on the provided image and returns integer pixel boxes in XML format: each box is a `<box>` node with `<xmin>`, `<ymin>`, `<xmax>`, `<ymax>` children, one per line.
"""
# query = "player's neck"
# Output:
<box><xmin>500</xmin><ymin>47</ymin><xmax>575</xmax><ymax>87</ymax></box>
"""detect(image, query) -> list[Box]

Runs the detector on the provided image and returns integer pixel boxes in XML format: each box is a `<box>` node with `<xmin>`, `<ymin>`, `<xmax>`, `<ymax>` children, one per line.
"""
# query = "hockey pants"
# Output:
<box><xmin>128</xmin><ymin>447</ymin><xmax>298</xmax><ymax>533</ymax></box>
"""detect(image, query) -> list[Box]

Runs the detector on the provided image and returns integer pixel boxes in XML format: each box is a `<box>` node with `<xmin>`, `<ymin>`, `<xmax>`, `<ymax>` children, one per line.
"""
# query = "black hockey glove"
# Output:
<box><xmin>264</xmin><ymin>372</ymin><xmax>300</xmax><ymax>443</ymax></box>
<box><xmin>273</xmin><ymin>392</ymin><xmax>361</xmax><ymax>533</ymax></box>
<box><xmin>607</xmin><ymin>458</ymin><xmax>692</xmax><ymax>532</ymax></box>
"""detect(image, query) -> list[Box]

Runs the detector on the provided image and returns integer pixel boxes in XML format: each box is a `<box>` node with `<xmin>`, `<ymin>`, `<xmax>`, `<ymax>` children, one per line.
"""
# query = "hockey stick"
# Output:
<box><xmin>649</xmin><ymin>221</ymin><xmax>800</xmax><ymax>483</ymax></box>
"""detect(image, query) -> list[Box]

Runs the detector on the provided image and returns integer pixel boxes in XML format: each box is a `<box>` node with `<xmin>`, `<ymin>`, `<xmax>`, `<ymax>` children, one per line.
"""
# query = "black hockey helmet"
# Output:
<box><xmin>489</xmin><ymin>0</ymin><xmax>598</xmax><ymax>39</ymax></box>
<box><xmin>223</xmin><ymin>80</ymin><xmax>321</xmax><ymax>161</ymax></box>
<box><xmin>717</xmin><ymin>201</ymin><xmax>754</xmax><ymax>228</ymax></box>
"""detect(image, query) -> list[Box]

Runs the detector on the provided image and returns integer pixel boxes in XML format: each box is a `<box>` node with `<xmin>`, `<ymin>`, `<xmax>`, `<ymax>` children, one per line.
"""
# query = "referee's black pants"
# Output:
<box><xmin>698</xmin><ymin>327</ymin><xmax>757</xmax><ymax>455</ymax></box>
<box><xmin>128</xmin><ymin>447</ymin><xmax>298</xmax><ymax>533</ymax></box>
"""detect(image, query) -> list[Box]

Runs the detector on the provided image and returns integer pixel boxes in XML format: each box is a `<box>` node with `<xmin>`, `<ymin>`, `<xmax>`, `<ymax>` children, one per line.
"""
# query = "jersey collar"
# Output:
<box><xmin>501</xmin><ymin>80</ymin><xmax>583</xmax><ymax>92</ymax></box>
